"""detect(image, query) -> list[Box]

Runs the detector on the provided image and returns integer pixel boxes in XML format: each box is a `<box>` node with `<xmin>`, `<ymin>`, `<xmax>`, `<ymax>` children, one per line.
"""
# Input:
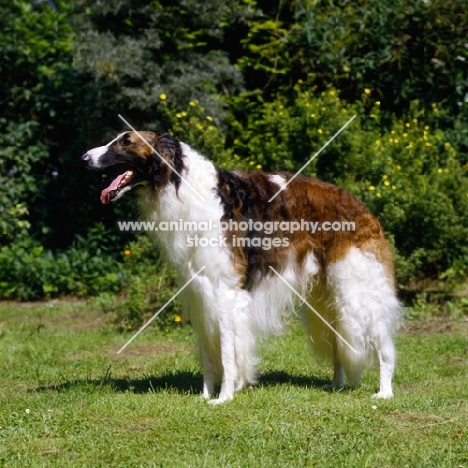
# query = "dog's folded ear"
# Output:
<box><xmin>155</xmin><ymin>133</ymin><xmax>177</xmax><ymax>158</ymax></box>
<box><xmin>140</xmin><ymin>131</ymin><xmax>158</xmax><ymax>149</ymax></box>
<box><xmin>154</xmin><ymin>134</ymin><xmax>185</xmax><ymax>188</ymax></box>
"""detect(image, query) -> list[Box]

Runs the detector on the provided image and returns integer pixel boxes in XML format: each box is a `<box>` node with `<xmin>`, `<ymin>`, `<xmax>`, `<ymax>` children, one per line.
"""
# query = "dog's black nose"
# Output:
<box><xmin>81</xmin><ymin>153</ymin><xmax>90</xmax><ymax>162</ymax></box>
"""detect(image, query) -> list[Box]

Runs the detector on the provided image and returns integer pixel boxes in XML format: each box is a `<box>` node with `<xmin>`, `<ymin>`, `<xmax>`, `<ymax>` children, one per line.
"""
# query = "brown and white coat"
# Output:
<box><xmin>82</xmin><ymin>131</ymin><xmax>400</xmax><ymax>404</ymax></box>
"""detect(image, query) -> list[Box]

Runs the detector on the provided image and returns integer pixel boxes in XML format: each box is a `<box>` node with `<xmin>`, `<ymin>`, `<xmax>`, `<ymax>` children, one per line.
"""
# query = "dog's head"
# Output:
<box><xmin>81</xmin><ymin>131</ymin><xmax>185</xmax><ymax>204</ymax></box>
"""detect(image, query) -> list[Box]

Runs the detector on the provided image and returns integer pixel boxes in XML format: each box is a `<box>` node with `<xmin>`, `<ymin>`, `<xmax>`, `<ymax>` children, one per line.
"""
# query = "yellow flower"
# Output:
<box><xmin>376</xmin><ymin>192</ymin><xmax>381</xmax><ymax>198</ymax></box>
<box><xmin>375</xmin><ymin>101</ymin><xmax>380</xmax><ymax>106</ymax></box>
<box><xmin>317</xmin><ymin>128</ymin><xmax>323</xmax><ymax>134</ymax></box>
<box><xmin>329</xmin><ymin>90</ymin><xmax>335</xmax><ymax>96</ymax></box>
<box><xmin>364</xmin><ymin>88</ymin><xmax>371</xmax><ymax>95</ymax></box>
<box><xmin>396</xmin><ymin>165</ymin><xmax>401</xmax><ymax>170</ymax></box>
<box><xmin>256</xmin><ymin>164</ymin><xmax>262</xmax><ymax>170</ymax></box>
<box><xmin>175</xmin><ymin>315</ymin><xmax>182</xmax><ymax>323</ymax></box>
<box><xmin>159</xmin><ymin>93</ymin><xmax>167</xmax><ymax>101</ymax></box>
<box><xmin>384</xmin><ymin>181</ymin><xmax>390</xmax><ymax>186</ymax></box>
<box><xmin>124</xmin><ymin>249</ymin><xmax>131</xmax><ymax>256</ymax></box>
<box><xmin>369</xmin><ymin>185</ymin><xmax>376</xmax><ymax>191</ymax></box>
<box><xmin>438</xmin><ymin>168</ymin><xmax>443</xmax><ymax>173</ymax></box>
<box><xmin>310</xmin><ymin>113</ymin><xmax>316</xmax><ymax>118</ymax></box>
<box><xmin>392</xmin><ymin>185</ymin><xmax>396</xmax><ymax>190</ymax></box>
<box><xmin>189</xmin><ymin>101</ymin><xmax>196</xmax><ymax>107</ymax></box>
<box><xmin>206</xmin><ymin>116</ymin><xmax>213</xmax><ymax>121</ymax></box>
<box><xmin>382</xmin><ymin>174</ymin><xmax>388</xmax><ymax>179</ymax></box>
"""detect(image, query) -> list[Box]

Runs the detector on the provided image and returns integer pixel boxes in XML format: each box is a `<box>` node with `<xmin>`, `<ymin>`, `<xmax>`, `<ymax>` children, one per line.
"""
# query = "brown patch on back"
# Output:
<box><xmin>216</xmin><ymin>170</ymin><xmax>395</xmax><ymax>289</ymax></box>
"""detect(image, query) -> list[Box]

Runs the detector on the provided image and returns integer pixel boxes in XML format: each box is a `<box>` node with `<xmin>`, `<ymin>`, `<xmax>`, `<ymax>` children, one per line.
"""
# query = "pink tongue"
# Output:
<box><xmin>100</xmin><ymin>173</ymin><xmax>127</xmax><ymax>205</ymax></box>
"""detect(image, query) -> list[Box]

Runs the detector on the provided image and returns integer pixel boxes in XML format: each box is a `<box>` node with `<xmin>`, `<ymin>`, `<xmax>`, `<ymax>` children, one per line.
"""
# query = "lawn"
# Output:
<box><xmin>0</xmin><ymin>301</ymin><xmax>467</xmax><ymax>467</ymax></box>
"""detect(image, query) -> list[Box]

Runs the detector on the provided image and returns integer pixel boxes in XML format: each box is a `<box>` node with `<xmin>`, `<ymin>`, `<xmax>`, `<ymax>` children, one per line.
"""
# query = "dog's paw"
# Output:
<box><xmin>207</xmin><ymin>395</ymin><xmax>233</xmax><ymax>405</ymax></box>
<box><xmin>372</xmin><ymin>391</ymin><xmax>393</xmax><ymax>399</ymax></box>
<box><xmin>323</xmin><ymin>383</ymin><xmax>344</xmax><ymax>392</ymax></box>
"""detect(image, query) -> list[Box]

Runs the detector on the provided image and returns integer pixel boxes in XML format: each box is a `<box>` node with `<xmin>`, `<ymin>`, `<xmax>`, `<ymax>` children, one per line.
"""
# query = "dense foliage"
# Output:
<box><xmin>1</xmin><ymin>0</ymin><xmax>467</xmax><ymax>313</ymax></box>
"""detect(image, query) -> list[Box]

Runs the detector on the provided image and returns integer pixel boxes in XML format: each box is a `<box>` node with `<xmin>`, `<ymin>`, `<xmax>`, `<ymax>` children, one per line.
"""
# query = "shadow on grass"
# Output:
<box><xmin>33</xmin><ymin>370</ymin><xmax>330</xmax><ymax>395</ymax></box>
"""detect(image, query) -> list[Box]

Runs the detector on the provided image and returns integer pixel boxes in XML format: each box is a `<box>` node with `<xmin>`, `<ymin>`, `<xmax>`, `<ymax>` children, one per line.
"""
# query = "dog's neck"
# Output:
<box><xmin>136</xmin><ymin>143</ymin><xmax>225</xmax><ymax>270</ymax></box>
<box><xmin>137</xmin><ymin>142</ymin><xmax>221</xmax><ymax>221</ymax></box>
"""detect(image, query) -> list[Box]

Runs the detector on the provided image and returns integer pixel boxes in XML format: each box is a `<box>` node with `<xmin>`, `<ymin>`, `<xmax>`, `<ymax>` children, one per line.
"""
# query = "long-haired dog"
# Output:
<box><xmin>82</xmin><ymin>131</ymin><xmax>400</xmax><ymax>404</ymax></box>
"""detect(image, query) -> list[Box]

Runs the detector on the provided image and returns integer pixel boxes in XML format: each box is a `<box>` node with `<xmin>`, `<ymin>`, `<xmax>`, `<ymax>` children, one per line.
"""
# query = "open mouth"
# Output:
<box><xmin>100</xmin><ymin>166</ymin><xmax>135</xmax><ymax>204</ymax></box>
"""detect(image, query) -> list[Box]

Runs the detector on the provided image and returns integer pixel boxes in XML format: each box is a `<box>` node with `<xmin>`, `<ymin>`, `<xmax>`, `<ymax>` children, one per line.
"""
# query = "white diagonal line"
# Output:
<box><xmin>268</xmin><ymin>266</ymin><xmax>358</xmax><ymax>354</ymax></box>
<box><xmin>118</xmin><ymin>114</ymin><xmax>207</xmax><ymax>202</ymax></box>
<box><xmin>117</xmin><ymin>266</ymin><xmax>206</xmax><ymax>354</ymax></box>
<box><xmin>268</xmin><ymin>115</ymin><xmax>356</xmax><ymax>202</ymax></box>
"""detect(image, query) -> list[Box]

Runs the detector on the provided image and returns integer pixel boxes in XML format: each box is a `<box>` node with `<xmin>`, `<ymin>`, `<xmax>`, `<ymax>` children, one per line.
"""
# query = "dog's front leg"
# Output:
<box><xmin>208</xmin><ymin>305</ymin><xmax>236</xmax><ymax>405</ymax></box>
<box><xmin>199</xmin><ymin>342</ymin><xmax>216</xmax><ymax>399</ymax></box>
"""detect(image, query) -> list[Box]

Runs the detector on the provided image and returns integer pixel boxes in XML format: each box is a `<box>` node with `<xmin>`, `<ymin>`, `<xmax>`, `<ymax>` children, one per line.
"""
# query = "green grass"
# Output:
<box><xmin>0</xmin><ymin>301</ymin><xmax>467</xmax><ymax>467</ymax></box>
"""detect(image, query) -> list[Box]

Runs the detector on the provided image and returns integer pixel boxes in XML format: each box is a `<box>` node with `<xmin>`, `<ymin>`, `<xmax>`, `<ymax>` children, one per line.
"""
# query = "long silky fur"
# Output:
<box><xmin>84</xmin><ymin>132</ymin><xmax>401</xmax><ymax>404</ymax></box>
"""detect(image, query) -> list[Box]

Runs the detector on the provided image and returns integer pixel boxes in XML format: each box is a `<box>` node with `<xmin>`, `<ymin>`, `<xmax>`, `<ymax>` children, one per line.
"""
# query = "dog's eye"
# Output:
<box><xmin>121</xmin><ymin>135</ymin><xmax>131</xmax><ymax>146</ymax></box>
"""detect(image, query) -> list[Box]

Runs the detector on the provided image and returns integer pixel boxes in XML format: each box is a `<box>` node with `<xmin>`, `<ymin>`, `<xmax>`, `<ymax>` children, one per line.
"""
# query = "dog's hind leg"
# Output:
<box><xmin>304</xmin><ymin>277</ymin><xmax>345</xmax><ymax>391</ymax></box>
<box><xmin>371</xmin><ymin>331</ymin><xmax>396</xmax><ymax>399</ymax></box>
<box><xmin>327</xmin><ymin>246</ymin><xmax>400</xmax><ymax>397</ymax></box>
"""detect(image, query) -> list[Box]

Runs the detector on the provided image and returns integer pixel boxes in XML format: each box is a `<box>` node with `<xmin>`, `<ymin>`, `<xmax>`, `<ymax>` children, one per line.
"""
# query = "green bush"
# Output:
<box><xmin>0</xmin><ymin>237</ymin><xmax>122</xmax><ymax>301</ymax></box>
<box><xmin>94</xmin><ymin>236</ymin><xmax>182</xmax><ymax>331</ymax></box>
<box><xmin>237</xmin><ymin>0</ymin><xmax>468</xmax><ymax>116</ymax></box>
<box><xmin>0</xmin><ymin>120</ymin><xmax>49</xmax><ymax>245</ymax></box>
